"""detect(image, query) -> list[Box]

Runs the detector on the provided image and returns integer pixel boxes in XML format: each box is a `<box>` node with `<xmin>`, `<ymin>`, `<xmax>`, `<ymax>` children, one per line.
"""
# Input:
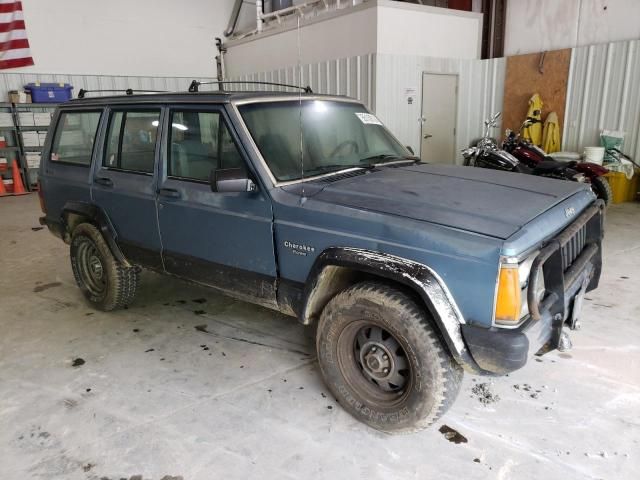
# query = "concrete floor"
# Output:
<box><xmin>0</xmin><ymin>195</ymin><xmax>638</xmax><ymax>480</ymax></box>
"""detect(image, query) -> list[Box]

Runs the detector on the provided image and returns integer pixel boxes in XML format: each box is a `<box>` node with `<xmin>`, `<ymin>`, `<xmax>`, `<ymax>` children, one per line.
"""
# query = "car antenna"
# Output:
<box><xmin>297</xmin><ymin>15</ymin><xmax>306</xmax><ymax>204</ymax></box>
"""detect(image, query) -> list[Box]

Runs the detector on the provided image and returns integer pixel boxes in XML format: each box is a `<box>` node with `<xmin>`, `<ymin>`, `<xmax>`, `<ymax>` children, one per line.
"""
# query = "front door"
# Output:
<box><xmin>420</xmin><ymin>73</ymin><xmax>458</xmax><ymax>164</ymax></box>
<box><xmin>156</xmin><ymin>105</ymin><xmax>277</xmax><ymax>308</ymax></box>
<box><xmin>91</xmin><ymin>107</ymin><xmax>163</xmax><ymax>269</ymax></box>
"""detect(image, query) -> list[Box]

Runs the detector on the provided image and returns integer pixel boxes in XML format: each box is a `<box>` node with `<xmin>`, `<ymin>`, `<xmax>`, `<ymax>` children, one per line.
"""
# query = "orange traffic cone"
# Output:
<box><xmin>10</xmin><ymin>159</ymin><xmax>28</xmax><ymax>195</ymax></box>
<box><xmin>0</xmin><ymin>176</ymin><xmax>7</xmax><ymax>196</ymax></box>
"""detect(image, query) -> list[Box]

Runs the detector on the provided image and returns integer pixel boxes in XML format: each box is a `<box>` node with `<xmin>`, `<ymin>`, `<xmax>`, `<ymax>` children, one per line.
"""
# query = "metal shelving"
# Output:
<box><xmin>14</xmin><ymin>103</ymin><xmax>58</xmax><ymax>189</ymax></box>
<box><xmin>0</xmin><ymin>103</ymin><xmax>24</xmax><ymax>193</ymax></box>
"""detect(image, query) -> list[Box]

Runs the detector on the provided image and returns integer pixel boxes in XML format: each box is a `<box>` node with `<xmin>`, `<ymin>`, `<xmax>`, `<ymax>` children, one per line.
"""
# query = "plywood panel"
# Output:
<box><xmin>502</xmin><ymin>49</ymin><xmax>571</xmax><ymax>141</ymax></box>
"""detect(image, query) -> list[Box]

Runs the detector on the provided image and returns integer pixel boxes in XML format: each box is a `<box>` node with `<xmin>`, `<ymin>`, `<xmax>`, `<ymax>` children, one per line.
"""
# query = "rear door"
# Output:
<box><xmin>156</xmin><ymin>104</ymin><xmax>277</xmax><ymax>307</ymax></box>
<box><xmin>91</xmin><ymin>106</ymin><xmax>164</xmax><ymax>269</ymax></box>
<box><xmin>41</xmin><ymin>109</ymin><xmax>103</xmax><ymax>221</ymax></box>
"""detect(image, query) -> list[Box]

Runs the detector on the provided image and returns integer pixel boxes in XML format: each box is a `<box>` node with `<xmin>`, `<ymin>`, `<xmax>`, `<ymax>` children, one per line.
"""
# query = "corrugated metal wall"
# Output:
<box><xmin>564</xmin><ymin>38</ymin><xmax>640</xmax><ymax>159</ymax></box>
<box><xmin>0</xmin><ymin>72</ymin><xmax>216</xmax><ymax>97</ymax></box>
<box><xmin>375</xmin><ymin>54</ymin><xmax>506</xmax><ymax>162</ymax></box>
<box><xmin>230</xmin><ymin>53</ymin><xmax>505</xmax><ymax>164</ymax></box>
<box><xmin>229</xmin><ymin>54</ymin><xmax>377</xmax><ymax>109</ymax></box>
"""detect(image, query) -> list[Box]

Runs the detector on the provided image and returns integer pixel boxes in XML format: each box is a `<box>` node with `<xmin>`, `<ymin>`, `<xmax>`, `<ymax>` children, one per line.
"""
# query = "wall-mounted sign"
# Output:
<box><xmin>404</xmin><ymin>87</ymin><xmax>417</xmax><ymax>105</ymax></box>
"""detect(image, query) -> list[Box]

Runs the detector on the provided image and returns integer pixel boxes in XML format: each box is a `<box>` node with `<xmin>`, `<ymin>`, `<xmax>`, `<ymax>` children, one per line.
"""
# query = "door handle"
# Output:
<box><xmin>158</xmin><ymin>187</ymin><xmax>181</xmax><ymax>199</ymax></box>
<box><xmin>424</xmin><ymin>134</ymin><xmax>433</xmax><ymax>140</ymax></box>
<box><xmin>94</xmin><ymin>177</ymin><xmax>113</xmax><ymax>187</ymax></box>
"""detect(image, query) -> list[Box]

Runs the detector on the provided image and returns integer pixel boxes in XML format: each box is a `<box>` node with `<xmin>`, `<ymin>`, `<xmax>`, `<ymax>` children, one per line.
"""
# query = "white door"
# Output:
<box><xmin>420</xmin><ymin>73</ymin><xmax>458</xmax><ymax>164</ymax></box>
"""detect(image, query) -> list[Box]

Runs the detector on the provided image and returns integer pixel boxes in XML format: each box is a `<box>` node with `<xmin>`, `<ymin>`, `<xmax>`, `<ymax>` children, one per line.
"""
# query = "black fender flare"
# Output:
<box><xmin>302</xmin><ymin>247</ymin><xmax>479</xmax><ymax>371</ymax></box>
<box><xmin>61</xmin><ymin>201</ymin><xmax>130</xmax><ymax>267</ymax></box>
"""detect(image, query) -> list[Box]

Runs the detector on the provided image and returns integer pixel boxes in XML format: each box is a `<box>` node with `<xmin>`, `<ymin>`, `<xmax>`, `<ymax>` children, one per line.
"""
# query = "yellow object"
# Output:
<box><xmin>606</xmin><ymin>171</ymin><xmax>639</xmax><ymax>203</ymax></box>
<box><xmin>542</xmin><ymin>111</ymin><xmax>561</xmax><ymax>153</ymax></box>
<box><xmin>494</xmin><ymin>266</ymin><xmax>521</xmax><ymax>325</ymax></box>
<box><xmin>522</xmin><ymin>93</ymin><xmax>543</xmax><ymax>146</ymax></box>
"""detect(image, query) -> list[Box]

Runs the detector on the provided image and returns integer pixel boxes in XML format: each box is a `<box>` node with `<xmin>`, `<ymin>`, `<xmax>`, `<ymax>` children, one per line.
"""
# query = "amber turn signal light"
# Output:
<box><xmin>495</xmin><ymin>265</ymin><xmax>522</xmax><ymax>325</ymax></box>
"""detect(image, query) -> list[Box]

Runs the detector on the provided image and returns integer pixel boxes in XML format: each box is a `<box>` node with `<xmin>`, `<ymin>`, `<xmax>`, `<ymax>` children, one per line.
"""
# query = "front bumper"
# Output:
<box><xmin>462</xmin><ymin>200</ymin><xmax>605</xmax><ymax>375</ymax></box>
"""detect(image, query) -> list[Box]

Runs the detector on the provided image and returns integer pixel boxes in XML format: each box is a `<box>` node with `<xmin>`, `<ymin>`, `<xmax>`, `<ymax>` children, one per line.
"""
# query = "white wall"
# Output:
<box><xmin>225</xmin><ymin>6</ymin><xmax>378</xmax><ymax>77</ymax></box>
<box><xmin>225</xmin><ymin>0</ymin><xmax>482</xmax><ymax>77</ymax></box>
<box><xmin>376</xmin><ymin>3</ymin><xmax>481</xmax><ymax>59</ymax></box>
<box><xmin>375</xmin><ymin>54</ymin><xmax>505</xmax><ymax>160</ymax></box>
<box><xmin>228</xmin><ymin>54</ymin><xmax>376</xmax><ymax>107</ymax></box>
<box><xmin>227</xmin><ymin>51</ymin><xmax>505</xmax><ymax>162</ymax></box>
<box><xmin>505</xmin><ymin>0</ymin><xmax>640</xmax><ymax>56</ymax></box>
<box><xmin>563</xmin><ymin>39</ymin><xmax>640</xmax><ymax>159</ymax></box>
<box><xmin>13</xmin><ymin>0</ymin><xmax>234</xmax><ymax>77</ymax></box>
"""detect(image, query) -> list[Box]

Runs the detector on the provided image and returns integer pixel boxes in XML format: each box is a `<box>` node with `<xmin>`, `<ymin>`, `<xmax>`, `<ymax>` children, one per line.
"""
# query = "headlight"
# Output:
<box><xmin>494</xmin><ymin>252</ymin><xmax>544</xmax><ymax>326</ymax></box>
<box><xmin>518</xmin><ymin>255</ymin><xmax>536</xmax><ymax>288</ymax></box>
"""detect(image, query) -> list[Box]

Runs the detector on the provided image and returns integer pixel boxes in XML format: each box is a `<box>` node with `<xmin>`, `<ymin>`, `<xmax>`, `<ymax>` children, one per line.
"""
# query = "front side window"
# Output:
<box><xmin>51</xmin><ymin>111</ymin><xmax>101</xmax><ymax>165</ymax></box>
<box><xmin>168</xmin><ymin>110</ymin><xmax>244</xmax><ymax>182</ymax></box>
<box><xmin>237</xmin><ymin>100</ymin><xmax>409</xmax><ymax>182</ymax></box>
<box><xmin>104</xmin><ymin>110</ymin><xmax>160</xmax><ymax>173</ymax></box>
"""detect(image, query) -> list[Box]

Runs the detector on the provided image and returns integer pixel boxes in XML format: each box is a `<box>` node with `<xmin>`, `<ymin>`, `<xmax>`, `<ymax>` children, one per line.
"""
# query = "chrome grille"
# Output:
<box><xmin>561</xmin><ymin>223</ymin><xmax>587</xmax><ymax>271</ymax></box>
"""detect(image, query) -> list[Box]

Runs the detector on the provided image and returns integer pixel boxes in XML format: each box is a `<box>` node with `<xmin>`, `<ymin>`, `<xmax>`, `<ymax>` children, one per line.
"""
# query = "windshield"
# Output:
<box><xmin>237</xmin><ymin>100</ymin><xmax>410</xmax><ymax>182</ymax></box>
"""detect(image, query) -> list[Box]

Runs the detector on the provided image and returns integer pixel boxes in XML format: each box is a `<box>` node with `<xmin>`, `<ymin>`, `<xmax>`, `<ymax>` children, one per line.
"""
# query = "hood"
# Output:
<box><xmin>305</xmin><ymin>163</ymin><xmax>592</xmax><ymax>239</ymax></box>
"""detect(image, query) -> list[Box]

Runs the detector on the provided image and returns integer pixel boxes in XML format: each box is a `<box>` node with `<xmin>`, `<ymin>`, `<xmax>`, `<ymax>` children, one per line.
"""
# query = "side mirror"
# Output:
<box><xmin>406</xmin><ymin>145</ymin><xmax>415</xmax><ymax>155</ymax></box>
<box><xmin>210</xmin><ymin>168</ymin><xmax>257</xmax><ymax>193</ymax></box>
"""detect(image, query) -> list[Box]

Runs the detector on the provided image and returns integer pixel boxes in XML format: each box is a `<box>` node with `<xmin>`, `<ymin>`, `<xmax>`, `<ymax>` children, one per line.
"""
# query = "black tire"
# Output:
<box><xmin>591</xmin><ymin>176</ymin><xmax>612</xmax><ymax>206</ymax></box>
<box><xmin>70</xmin><ymin>223</ymin><xmax>139</xmax><ymax>311</ymax></box>
<box><xmin>316</xmin><ymin>281</ymin><xmax>463</xmax><ymax>433</ymax></box>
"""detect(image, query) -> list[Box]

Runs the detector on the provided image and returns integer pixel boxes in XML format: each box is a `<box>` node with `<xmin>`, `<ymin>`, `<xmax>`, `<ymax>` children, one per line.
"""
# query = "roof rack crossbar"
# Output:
<box><xmin>77</xmin><ymin>88</ymin><xmax>169</xmax><ymax>99</ymax></box>
<box><xmin>188</xmin><ymin>80</ymin><xmax>313</xmax><ymax>94</ymax></box>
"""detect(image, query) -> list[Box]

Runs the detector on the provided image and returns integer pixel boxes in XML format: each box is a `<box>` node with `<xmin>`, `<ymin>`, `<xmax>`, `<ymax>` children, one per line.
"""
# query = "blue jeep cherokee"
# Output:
<box><xmin>39</xmin><ymin>90</ymin><xmax>604</xmax><ymax>433</ymax></box>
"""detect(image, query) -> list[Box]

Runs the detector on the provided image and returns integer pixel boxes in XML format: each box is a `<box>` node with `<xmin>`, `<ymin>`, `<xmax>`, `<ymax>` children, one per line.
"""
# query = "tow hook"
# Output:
<box><xmin>558</xmin><ymin>329</ymin><xmax>573</xmax><ymax>352</ymax></box>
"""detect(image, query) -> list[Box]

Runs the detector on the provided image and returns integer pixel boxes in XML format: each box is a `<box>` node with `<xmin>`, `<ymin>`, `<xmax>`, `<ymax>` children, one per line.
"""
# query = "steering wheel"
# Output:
<box><xmin>330</xmin><ymin>140</ymin><xmax>359</xmax><ymax>158</ymax></box>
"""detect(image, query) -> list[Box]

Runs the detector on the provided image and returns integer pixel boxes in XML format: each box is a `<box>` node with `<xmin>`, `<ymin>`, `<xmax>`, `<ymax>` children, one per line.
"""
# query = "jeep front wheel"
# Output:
<box><xmin>70</xmin><ymin>223</ymin><xmax>139</xmax><ymax>311</ymax></box>
<box><xmin>316</xmin><ymin>281</ymin><xmax>463</xmax><ymax>433</ymax></box>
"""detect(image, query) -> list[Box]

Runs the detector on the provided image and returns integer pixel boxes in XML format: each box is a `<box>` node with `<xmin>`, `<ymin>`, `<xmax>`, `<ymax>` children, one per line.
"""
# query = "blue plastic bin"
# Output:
<box><xmin>24</xmin><ymin>83</ymin><xmax>73</xmax><ymax>103</ymax></box>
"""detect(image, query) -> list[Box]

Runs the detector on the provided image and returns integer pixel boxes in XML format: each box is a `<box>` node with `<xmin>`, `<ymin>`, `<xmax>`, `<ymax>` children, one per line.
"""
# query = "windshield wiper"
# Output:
<box><xmin>304</xmin><ymin>155</ymin><xmax>420</xmax><ymax>176</ymax></box>
<box><xmin>305</xmin><ymin>163</ymin><xmax>376</xmax><ymax>174</ymax></box>
<box><xmin>359</xmin><ymin>154</ymin><xmax>421</xmax><ymax>165</ymax></box>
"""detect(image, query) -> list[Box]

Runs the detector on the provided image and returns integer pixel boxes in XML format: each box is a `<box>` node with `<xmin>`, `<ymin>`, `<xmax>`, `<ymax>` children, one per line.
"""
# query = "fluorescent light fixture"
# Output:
<box><xmin>150</xmin><ymin>120</ymin><xmax>188</xmax><ymax>131</ymax></box>
<box><xmin>313</xmin><ymin>100</ymin><xmax>328</xmax><ymax>113</ymax></box>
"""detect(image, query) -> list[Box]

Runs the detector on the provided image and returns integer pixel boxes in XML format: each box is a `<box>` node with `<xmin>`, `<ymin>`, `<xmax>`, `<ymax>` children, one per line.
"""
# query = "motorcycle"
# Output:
<box><xmin>462</xmin><ymin>113</ymin><xmax>611</xmax><ymax>205</ymax></box>
<box><xmin>503</xmin><ymin>117</ymin><xmax>611</xmax><ymax>205</ymax></box>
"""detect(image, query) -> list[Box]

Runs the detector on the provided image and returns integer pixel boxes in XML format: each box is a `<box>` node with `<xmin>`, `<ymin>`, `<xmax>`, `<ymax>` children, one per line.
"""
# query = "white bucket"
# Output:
<box><xmin>583</xmin><ymin>146</ymin><xmax>605</xmax><ymax>165</ymax></box>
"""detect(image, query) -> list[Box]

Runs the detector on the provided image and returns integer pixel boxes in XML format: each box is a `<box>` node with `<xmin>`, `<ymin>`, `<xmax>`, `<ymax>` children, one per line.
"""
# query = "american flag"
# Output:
<box><xmin>0</xmin><ymin>1</ymin><xmax>33</xmax><ymax>69</ymax></box>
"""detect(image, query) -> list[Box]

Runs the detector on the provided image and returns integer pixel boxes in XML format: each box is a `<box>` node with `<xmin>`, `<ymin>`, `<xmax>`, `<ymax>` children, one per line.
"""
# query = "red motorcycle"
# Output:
<box><xmin>503</xmin><ymin>118</ymin><xmax>612</xmax><ymax>205</ymax></box>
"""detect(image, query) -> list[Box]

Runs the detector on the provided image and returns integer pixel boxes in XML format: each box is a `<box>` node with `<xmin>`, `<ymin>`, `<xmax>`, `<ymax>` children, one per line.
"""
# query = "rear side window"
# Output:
<box><xmin>50</xmin><ymin>111</ymin><xmax>101</xmax><ymax>166</ymax></box>
<box><xmin>104</xmin><ymin>110</ymin><xmax>160</xmax><ymax>173</ymax></box>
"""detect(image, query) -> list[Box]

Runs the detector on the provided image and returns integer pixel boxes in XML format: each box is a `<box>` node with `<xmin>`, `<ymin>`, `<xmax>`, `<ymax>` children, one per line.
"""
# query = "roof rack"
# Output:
<box><xmin>188</xmin><ymin>80</ymin><xmax>313</xmax><ymax>94</ymax></box>
<box><xmin>77</xmin><ymin>88</ymin><xmax>168</xmax><ymax>99</ymax></box>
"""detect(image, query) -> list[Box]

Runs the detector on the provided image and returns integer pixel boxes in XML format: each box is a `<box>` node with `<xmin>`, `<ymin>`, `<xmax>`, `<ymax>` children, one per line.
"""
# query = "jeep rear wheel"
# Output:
<box><xmin>70</xmin><ymin>223</ymin><xmax>139</xmax><ymax>311</ymax></box>
<box><xmin>316</xmin><ymin>281</ymin><xmax>463</xmax><ymax>433</ymax></box>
